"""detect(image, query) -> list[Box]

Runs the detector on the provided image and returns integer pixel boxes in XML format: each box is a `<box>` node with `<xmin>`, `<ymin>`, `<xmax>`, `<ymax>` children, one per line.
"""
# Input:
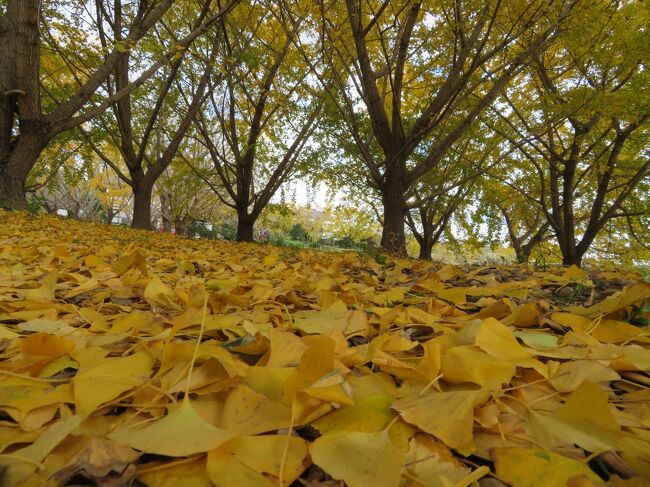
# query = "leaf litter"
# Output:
<box><xmin>0</xmin><ymin>211</ymin><xmax>649</xmax><ymax>487</ymax></box>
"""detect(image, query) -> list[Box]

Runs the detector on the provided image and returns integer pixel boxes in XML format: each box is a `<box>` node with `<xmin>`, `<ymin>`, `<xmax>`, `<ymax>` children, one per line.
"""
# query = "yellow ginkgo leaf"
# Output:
<box><xmin>138</xmin><ymin>457</ymin><xmax>212</xmax><ymax>487</ymax></box>
<box><xmin>304</xmin><ymin>369</ymin><xmax>355</xmax><ymax>405</ymax></box>
<box><xmin>561</xmin><ymin>265</ymin><xmax>590</xmax><ymax>283</ymax></box>
<box><xmin>404</xmin><ymin>434</ymin><xmax>472</xmax><ymax>486</ymax></box>
<box><xmin>491</xmin><ymin>447</ymin><xmax>599</xmax><ymax>487</ymax></box>
<box><xmin>109</xmin><ymin>397</ymin><xmax>236</xmax><ymax>456</ymax></box>
<box><xmin>25</xmin><ymin>271</ymin><xmax>58</xmax><ymax>301</ymax></box>
<box><xmin>0</xmin><ymin>414</ymin><xmax>82</xmax><ymax>486</ymax></box>
<box><xmin>313</xmin><ymin>395</ymin><xmax>395</xmax><ymax>433</ymax></box>
<box><xmin>281</xmin><ymin>336</ymin><xmax>336</xmax><ymax>404</ymax></box>
<box><xmin>144</xmin><ymin>276</ymin><xmax>183</xmax><ymax>312</ymax></box>
<box><xmin>20</xmin><ymin>332</ymin><xmax>75</xmax><ymax>358</ymax></box>
<box><xmin>38</xmin><ymin>355</ymin><xmax>78</xmax><ymax>378</ymax></box>
<box><xmin>112</xmin><ymin>248</ymin><xmax>147</xmax><ymax>276</ymax></box>
<box><xmin>310</xmin><ymin>429</ymin><xmax>406</xmax><ymax>487</ymax></box>
<box><xmin>266</xmin><ymin>328</ymin><xmax>308</xmax><ymax>368</ymax></box>
<box><xmin>74</xmin><ymin>351</ymin><xmax>153</xmax><ymax>413</ymax></box>
<box><xmin>219</xmin><ymin>384</ymin><xmax>291</xmax><ymax>435</ymax></box>
<box><xmin>393</xmin><ymin>390</ymin><xmax>479</xmax><ymax>450</ymax></box>
<box><xmin>441</xmin><ymin>346</ymin><xmax>515</xmax><ymax>388</ymax></box>
<box><xmin>475</xmin><ymin>317</ymin><xmax>530</xmax><ymax>360</ymax></box>
<box><xmin>62</xmin><ymin>277</ymin><xmax>99</xmax><ymax>299</ymax></box>
<box><xmin>207</xmin><ymin>435</ymin><xmax>309</xmax><ymax>486</ymax></box>
<box><xmin>549</xmin><ymin>360</ymin><xmax>620</xmax><ymax>392</ymax></box>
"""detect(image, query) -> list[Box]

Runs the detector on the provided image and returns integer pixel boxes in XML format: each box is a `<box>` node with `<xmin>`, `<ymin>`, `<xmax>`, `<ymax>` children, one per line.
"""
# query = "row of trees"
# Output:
<box><xmin>1</xmin><ymin>0</ymin><xmax>648</xmax><ymax>266</ymax></box>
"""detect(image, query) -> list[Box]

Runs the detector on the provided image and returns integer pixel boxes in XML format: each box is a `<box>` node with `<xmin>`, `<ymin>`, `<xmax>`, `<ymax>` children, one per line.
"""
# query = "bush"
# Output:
<box><xmin>288</xmin><ymin>223</ymin><xmax>310</xmax><ymax>242</ymax></box>
<box><xmin>26</xmin><ymin>194</ymin><xmax>46</xmax><ymax>215</ymax></box>
<box><xmin>218</xmin><ymin>222</ymin><xmax>237</xmax><ymax>241</ymax></box>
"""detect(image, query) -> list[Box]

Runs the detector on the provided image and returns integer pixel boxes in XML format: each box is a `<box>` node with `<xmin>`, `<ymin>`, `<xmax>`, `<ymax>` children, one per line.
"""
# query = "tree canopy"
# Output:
<box><xmin>0</xmin><ymin>0</ymin><xmax>648</xmax><ymax>266</ymax></box>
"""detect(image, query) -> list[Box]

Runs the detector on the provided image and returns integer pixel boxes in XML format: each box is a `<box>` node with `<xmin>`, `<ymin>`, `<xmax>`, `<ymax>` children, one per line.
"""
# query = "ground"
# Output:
<box><xmin>0</xmin><ymin>211</ymin><xmax>649</xmax><ymax>487</ymax></box>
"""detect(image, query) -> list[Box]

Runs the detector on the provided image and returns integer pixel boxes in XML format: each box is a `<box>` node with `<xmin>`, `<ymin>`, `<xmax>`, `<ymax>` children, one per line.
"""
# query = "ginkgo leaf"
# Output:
<box><xmin>112</xmin><ymin>248</ymin><xmax>147</xmax><ymax>276</ymax></box>
<box><xmin>304</xmin><ymin>369</ymin><xmax>355</xmax><ymax>405</ymax></box>
<box><xmin>491</xmin><ymin>447</ymin><xmax>599</xmax><ymax>486</ymax></box>
<box><xmin>137</xmin><ymin>457</ymin><xmax>212</xmax><ymax>487</ymax></box>
<box><xmin>404</xmin><ymin>434</ymin><xmax>472</xmax><ymax>486</ymax></box>
<box><xmin>393</xmin><ymin>390</ymin><xmax>479</xmax><ymax>450</ymax></box>
<box><xmin>20</xmin><ymin>332</ymin><xmax>75</xmax><ymax>358</ymax></box>
<box><xmin>475</xmin><ymin>317</ymin><xmax>530</xmax><ymax>360</ymax></box>
<box><xmin>207</xmin><ymin>435</ymin><xmax>309</xmax><ymax>486</ymax></box>
<box><xmin>524</xmin><ymin>382</ymin><xmax>621</xmax><ymax>453</ymax></box>
<box><xmin>25</xmin><ymin>271</ymin><xmax>58</xmax><ymax>301</ymax></box>
<box><xmin>38</xmin><ymin>355</ymin><xmax>78</xmax><ymax>378</ymax></box>
<box><xmin>310</xmin><ymin>429</ymin><xmax>406</xmax><ymax>487</ymax></box>
<box><xmin>109</xmin><ymin>397</ymin><xmax>236</xmax><ymax>456</ymax></box>
<box><xmin>549</xmin><ymin>360</ymin><xmax>620</xmax><ymax>392</ymax></box>
<box><xmin>144</xmin><ymin>276</ymin><xmax>183</xmax><ymax>312</ymax></box>
<box><xmin>313</xmin><ymin>395</ymin><xmax>395</xmax><ymax>433</ymax></box>
<box><xmin>0</xmin><ymin>414</ymin><xmax>82</xmax><ymax>486</ymax></box>
<box><xmin>441</xmin><ymin>346</ymin><xmax>515</xmax><ymax>388</ymax></box>
<box><xmin>74</xmin><ymin>351</ymin><xmax>153</xmax><ymax>413</ymax></box>
<box><xmin>219</xmin><ymin>384</ymin><xmax>291</xmax><ymax>435</ymax></box>
<box><xmin>266</xmin><ymin>328</ymin><xmax>308</xmax><ymax>367</ymax></box>
<box><xmin>282</xmin><ymin>336</ymin><xmax>336</xmax><ymax>404</ymax></box>
<box><xmin>62</xmin><ymin>277</ymin><xmax>99</xmax><ymax>299</ymax></box>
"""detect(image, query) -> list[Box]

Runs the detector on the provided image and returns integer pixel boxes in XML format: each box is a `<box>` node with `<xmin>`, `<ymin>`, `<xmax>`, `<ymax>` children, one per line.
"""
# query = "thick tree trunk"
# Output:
<box><xmin>560</xmin><ymin>243</ymin><xmax>583</xmax><ymax>266</ymax></box>
<box><xmin>380</xmin><ymin>179</ymin><xmax>406</xmax><ymax>254</ymax></box>
<box><xmin>236</xmin><ymin>212</ymin><xmax>254</xmax><ymax>242</ymax></box>
<box><xmin>131</xmin><ymin>182</ymin><xmax>153</xmax><ymax>230</ymax></box>
<box><xmin>0</xmin><ymin>167</ymin><xmax>28</xmax><ymax>209</ymax></box>
<box><xmin>0</xmin><ymin>1</ymin><xmax>48</xmax><ymax>210</ymax></box>
<box><xmin>0</xmin><ymin>122</ymin><xmax>49</xmax><ymax>210</ymax></box>
<box><xmin>516</xmin><ymin>247</ymin><xmax>532</xmax><ymax>264</ymax></box>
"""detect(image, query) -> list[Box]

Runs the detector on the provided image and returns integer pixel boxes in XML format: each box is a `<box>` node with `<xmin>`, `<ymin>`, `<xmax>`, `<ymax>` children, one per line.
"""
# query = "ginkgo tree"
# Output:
<box><xmin>473</xmin><ymin>174</ymin><xmax>551</xmax><ymax>264</ymax></box>
<box><xmin>156</xmin><ymin>148</ymin><xmax>223</xmax><ymax>235</ymax></box>
<box><xmin>0</xmin><ymin>0</ymin><xmax>221</xmax><ymax>210</ymax></box>
<box><xmin>81</xmin><ymin>0</ymin><xmax>241</xmax><ymax>229</ymax></box>
<box><xmin>488</xmin><ymin>0</ymin><xmax>650</xmax><ymax>266</ymax></box>
<box><xmin>285</xmin><ymin>0</ymin><xmax>580</xmax><ymax>254</ymax></box>
<box><xmin>187</xmin><ymin>0</ymin><xmax>323</xmax><ymax>241</ymax></box>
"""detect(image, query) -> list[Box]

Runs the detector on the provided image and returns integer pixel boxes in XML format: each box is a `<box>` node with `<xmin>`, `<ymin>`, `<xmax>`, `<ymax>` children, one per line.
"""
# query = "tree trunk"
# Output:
<box><xmin>0</xmin><ymin>122</ymin><xmax>49</xmax><ymax>210</ymax></box>
<box><xmin>131</xmin><ymin>182</ymin><xmax>153</xmax><ymax>230</ymax></box>
<box><xmin>236</xmin><ymin>212</ymin><xmax>254</xmax><ymax>242</ymax></box>
<box><xmin>380</xmin><ymin>178</ymin><xmax>406</xmax><ymax>254</ymax></box>
<box><xmin>0</xmin><ymin>167</ymin><xmax>28</xmax><ymax>209</ymax></box>
<box><xmin>516</xmin><ymin>247</ymin><xmax>532</xmax><ymax>264</ymax></box>
<box><xmin>0</xmin><ymin>1</ymin><xmax>47</xmax><ymax>210</ymax></box>
<box><xmin>174</xmin><ymin>216</ymin><xmax>189</xmax><ymax>236</ymax></box>
<box><xmin>162</xmin><ymin>215</ymin><xmax>172</xmax><ymax>233</ymax></box>
<box><xmin>417</xmin><ymin>233</ymin><xmax>433</xmax><ymax>260</ymax></box>
<box><xmin>159</xmin><ymin>192</ymin><xmax>172</xmax><ymax>232</ymax></box>
<box><xmin>561</xmin><ymin>250</ymin><xmax>582</xmax><ymax>267</ymax></box>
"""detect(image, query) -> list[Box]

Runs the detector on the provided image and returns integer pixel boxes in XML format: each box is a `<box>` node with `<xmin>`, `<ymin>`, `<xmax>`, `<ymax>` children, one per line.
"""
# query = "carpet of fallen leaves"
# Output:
<box><xmin>1</xmin><ymin>211</ymin><xmax>649</xmax><ymax>487</ymax></box>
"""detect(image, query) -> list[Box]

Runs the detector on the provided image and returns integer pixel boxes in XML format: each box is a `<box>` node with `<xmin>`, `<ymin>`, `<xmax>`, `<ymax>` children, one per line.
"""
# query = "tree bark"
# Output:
<box><xmin>418</xmin><ymin>236</ymin><xmax>433</xmax><ymax>260</ymax></box>
<box><xmin>0</xmin><ymin>166</ymin><xmax>28</xmax><ymax>209</ymax></box>
<box><xmin>236</xmin><ymin>211</ymin><xmax>254</xmax><ymax>242</ymax></box>
<box><xmin>131</xmin><ymin>181</ymin><xmax>153</xmax><ymax>229</ymax></box>
<box><xmin>380</xmin><ymin>182</ymin><xmax>406</xmax><ymax>254</ymax></box>
<box><xmin>562</xmin><ymin>253</ymin><xmax>582</xmax><ymax>267</ymax></box>
<box><xmin>174</xmin><ymin>216</ymin><xmax>189</xmax><ymax>236</ymax></box>
<box><xmin>515</xmin><ymin>246</ymin><xmax>531</xmax><ymax>264</ymax></box>
<box><xmin>159</xmin><ymin>192</ymin><xmax>172</xmax><ymax>232</ymax></box>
